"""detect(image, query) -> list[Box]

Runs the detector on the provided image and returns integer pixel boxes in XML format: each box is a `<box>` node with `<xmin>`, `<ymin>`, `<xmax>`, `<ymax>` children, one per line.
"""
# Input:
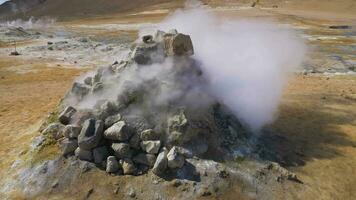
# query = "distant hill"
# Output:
<box><xmin>0</xmin><ymin>0</ymin><xmax>181</xmax><ymax>20</ymax></box>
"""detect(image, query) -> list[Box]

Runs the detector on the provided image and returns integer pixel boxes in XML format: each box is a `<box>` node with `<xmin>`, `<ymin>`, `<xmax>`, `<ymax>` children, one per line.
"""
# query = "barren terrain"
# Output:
<box><xmin>0</xmin><ymin>0</ymin><xmax>355</xmax><ymax>199</ymax></box>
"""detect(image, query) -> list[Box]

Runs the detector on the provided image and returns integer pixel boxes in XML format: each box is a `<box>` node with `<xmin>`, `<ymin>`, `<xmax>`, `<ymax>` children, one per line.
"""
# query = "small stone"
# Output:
<box><xmin>59</xmin><ymin>106</ymin><xmax>77</xmax><ymax>125</ymax></box>
<box><xmin>111</xmin><ymin>143</ymin><xmax>133</xmax><ymax>159</ymax></box>
<box><xmin>106</xmin><ymin>156</ymin><xmax>120</xmax><ymax>173</ymax></box>
<box><xmin>133</xmin><ymin>153</ymin><xmax>156</xmax><ymax>167</ymax></box>
<box><xmin>75</xmin><ymin>147</ymin><xmax>93</xmax><ymax>161</ymax></box>
<box><xmin>171</xmin><ymin>179</ymin><xmax>182</xmax><ymax>187</ymax></box>
<box><xmin>128</xmin><ymin>188</ymin><xmax>136</xmax><ymax>198</ymax></box>
<box><xmin>167</xmin><ymin>146</ymin><xmax>185</xmax><ymax>169</ymax></box>
<box><xmin>140</xmin><ymin>141</ymin><xmax>161</xmax><ymax>154</ymax></box>
<box><xmin>84</xmin><ymin>77</ymin><xmax>92</xmax><ymax>86</ymax></box>
<box><xmin>61</xmin><ymin>138</ymin><xmax>78</xmax><ymax>156</ymax></box>
<box><xmin>121</xmin><ymin>159</ymin><xmax>137</xmax><ymax>175</ymax></box>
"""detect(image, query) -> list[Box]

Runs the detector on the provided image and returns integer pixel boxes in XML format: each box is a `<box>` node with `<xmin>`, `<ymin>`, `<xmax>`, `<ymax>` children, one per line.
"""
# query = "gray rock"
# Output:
<box><xmin>71</xmin><ymin>109</ymin><xmax>93</xmax><ymax>126</ymax></box>
<box><xmin>167</xmin><ymin>146</ymin><xmax>185</xmax><ymax>169</ymax></box>
<box><xmin>71</xmin><ymin>82</ymin><xmax>90</xmax><ymax>99</ymax></box>
<box><xmin>121</xmin><ymin>159</ymin><xmax>136</xmax><ymax>175</ymax></box>
<box><xmin>129</xmin><ymin>133</ymin><xmax>141</xmax><ymax>150</ymax></box>
<box><xmin>131</xmin><ymin>42</ymin><xmax>164</xmax><ymax>65</ymax></box>
<box><xmin>84</xmin><ymin>77</ymin><xmax>92</xmax><ymax>86</ymax></box>
<box><xmin>62</xmin><ymin>125</ymin><xmax>81</xmax><ymax>139</ymax></box>
<box><xmin>152</xmin><ymin>150</ymin><xmax>168</xmax><ymax>176</ymax></box>
<box><xmin>104</xmin><ymin>114</ymin><xmax>122</xmax><ymax>128</ymax></box>
<box><xmin>104</xmin><ymin>121</ymin><xmax>132</xmax><ymax>141</ymax></box>
<box><xmin>111</xmin><ymin>143</ymin><xmax>132</xmax><ymax>159</ymax></box>
<box><xmin>133</xmin><ymin>153</ymin><xmax>156</xmax><ymax>167</ymax></box>
<box><xmin>75</xmin><ymin>147</ymin><xmax>93</xmax><ymax>161</ymax></box>
<box><xmin>106</xmin><ymin>156</ymin><xmax>120</xmax><ymax>173</ymax></box>
<box><xmin>165</xmin><ymin>33</ymin><xmax>194</xmax><ymax>56</ymax></box>
<box><xmin>61</xmin><ymin>138</ymin><xmax>78</xmax><ymax>155</ymax></box>
<box><xmin>42</xmin><ymin>123</ymin><xmax>65</xmax><ymax>140</ymax></box>
<box><xmin>93</xmin><ymin>146</ymin><xmax>109</xmax><ymax>164</ymax></box>
<box><xmin>140</xmin><ymin>129</ymin><xmax>160</xmax><ymax>141</ymax></box>
<box><xmin>140</xmin><ymin>141</ymin><xmax>161</xmax><ymax>154</ymax></box>
<box><xmin>78</xmin><ymin>119</ymin><xmax>104</xmax><ymax>150</ymax></box>
<box><xmin>59</xmin><ymin>106</ymin><xmax>77</xmax><ymax>125</ymax></box>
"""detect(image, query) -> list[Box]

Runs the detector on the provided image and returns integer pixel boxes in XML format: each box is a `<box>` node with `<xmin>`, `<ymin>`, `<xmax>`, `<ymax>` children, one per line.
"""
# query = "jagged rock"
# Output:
<box><xmin>93</xmin><ymin>146</ymin><xmax>109</xmax><ymax>164</ymax></box>
<box><xmin>104</xmin><ymin>121</ymin><xmax>132</xmax><ymax>141</ymax></box>
<box><xmin>167</xmin><ymin>146</ymin><xmax>185</xmax><ymax>169</ymax></box>
<box><xmin>133</xmin><ymin>153</ymin><xmax>156</xmax><ymax>167</ymax></box>
<box><xmin>111</xmin><ymin>143</ymin><xmax>133</xmax><ymax>159</ymax></box>
<box><xmin>71</xmin><ymin>109</ymin><xmax>93</xmax><ymax>126</ymax></box>
<box><xmin>78</xmin><ymin>119</ymin><xmax>104</xmax><ymax>150</ymax></box>
<box><xmin>71</xmin><ymin>82</ymin><xmax>90</xmax><ymax>99</ymax></box>
<box><xmin>106</xmin><ymin>156</ymin><xmax>120</xmax><ymax>173</ymax></box>
<box><xmin>121</xmin><ymin>159</ymin><xmax>137</xmax><ymax>175</ymax></box>
<box><xmin>152</xmin><ymin>149</ymin><xmax>168</xmax><ymax>175</ymax></box>
<box><xmin>131</xmin><ymin>42</ymin><xmax>164</xmax><ymax>65</ymax></box>
<box><xmin>61</xmin><ymin>138</ymin><xmax>78</xmax><ymax>156</ymax></box>
<box><xmin>94</xmin><ymin>100</ymin><xmax>118</xmax><ymax>120</ymax></box>
<box><xmin>75</xmin><ymin>147</ymin><xmax>93</xmax><ymax>161</ymax></box>
<box><xmin>62</xmin><ymin>125</ymin><xmax>81</xmax><ymax>139</ymax></box>
<box><xmin>42</xmin><ymin>123</ymin><xmax>65</xmax><ymax>140</ymax></box>
<box><xmin>140</xmin><ymin>129</ymin><xmax>160</xmax><ymax>141</ymax></box>
<box><xmin>140</xmin><ymin>141</ymin><xmax>161</xmax><ymax>154</ymax></box>
<box><xmin>129</xmin><ymin>133</ymin><xmax>141</xmax><ymax>150</ymax></box>
<box><xmin>104</xmin><ymin>114</ymin><xmax>122</xmax><ymax>128</ymax></box>
<box><xmin>165</xmin><ymin>33</ymin><xmax>194</xmax><ymax>56</ymax></box>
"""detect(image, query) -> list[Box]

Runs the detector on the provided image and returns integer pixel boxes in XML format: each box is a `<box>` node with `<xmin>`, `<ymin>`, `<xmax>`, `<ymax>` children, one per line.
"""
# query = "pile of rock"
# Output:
<box><xmin>42</xmin><ymin>29</ymin><xmax>246</xmax><ymax>177</ymax></box>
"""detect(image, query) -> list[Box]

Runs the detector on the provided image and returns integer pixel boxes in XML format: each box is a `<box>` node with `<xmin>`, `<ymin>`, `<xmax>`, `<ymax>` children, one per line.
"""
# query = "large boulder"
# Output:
<box><xmin>58</xmin><ymin>106</ymin><xmax>77</xmax><ymax>125</ymax></box>
<box><xmin>140</xmin><ymin>141</ymin><xmax>161</xmax><ymax>154</ymax></box>
<box><xmin>62</xmin><ymin>125</ymin><xmax>81</xmax><ymax>139</ymax></box>
<box><xmin>133</xmin><ymin>153</ymin><xmax>156</xmax><ymax>167</ymax></box>
<box><xmin>104</xmin><ymin>121</ymin><xmax>132</xmax><ymax>141</ymax></box>
<box><xmin>167</xmin><ymin>146</ymin><xmax>185</xmax><ymax>169</ymax></box>
<box><xmin>111</xmin><ymin>143</ymin><xmax>133</xmax><ymax>159</ymax></box>
<box><xmin>164</xmin><ymin>33</ymin><xmax>194</xmax><ymax>56</ymax></box>
<box><xmin>131</xmin><ymin>42</ymin><xmax>164</xmax><ymax>65</ymax></box>
<box><xmin>61</xmin><ymin>138</ymin><xmax>78</xmax><ymax>156</ymax></box>
<box><xmin>152</xmin><ymin>149</ymin><xmax>168</xmax><ymax>176</ymax></box>
<box><xmin>78</xmin><ymin>119</ymin><xmax>104</xmax><ymax>150</ymax></box>
<box><xmin>106</xmin><ymin>156</ymin><xmax>120</xmax><ymax>173</ymax></box>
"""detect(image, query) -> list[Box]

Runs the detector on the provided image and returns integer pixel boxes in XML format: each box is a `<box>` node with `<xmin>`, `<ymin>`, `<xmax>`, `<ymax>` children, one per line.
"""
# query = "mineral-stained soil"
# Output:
<box><xmin>0</xmin><ymin>1</ymin><xmax>355</xmax><ymax>199</ymax></box>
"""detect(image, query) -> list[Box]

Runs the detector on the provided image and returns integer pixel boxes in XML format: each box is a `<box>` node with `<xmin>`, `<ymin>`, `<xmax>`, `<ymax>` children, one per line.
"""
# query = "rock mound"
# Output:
<box><xmin>42</xmin><ymin>29</ymin><xmax>248</xmax><ymax>177</ymax></box>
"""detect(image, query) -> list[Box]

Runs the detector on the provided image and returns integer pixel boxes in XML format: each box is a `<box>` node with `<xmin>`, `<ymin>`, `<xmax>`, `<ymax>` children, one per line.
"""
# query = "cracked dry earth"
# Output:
<box><xmin>0</xmin><ymin>1</ymin><xmax>356</xmax><ymax>200</ymax></box>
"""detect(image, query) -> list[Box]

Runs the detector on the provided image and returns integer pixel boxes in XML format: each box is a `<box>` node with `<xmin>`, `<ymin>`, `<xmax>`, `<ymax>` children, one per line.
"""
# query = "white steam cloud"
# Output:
<box><xmin>150</xmin><ymin>8</ymin><xmax>306</xmax><ymax>131</ymax></box>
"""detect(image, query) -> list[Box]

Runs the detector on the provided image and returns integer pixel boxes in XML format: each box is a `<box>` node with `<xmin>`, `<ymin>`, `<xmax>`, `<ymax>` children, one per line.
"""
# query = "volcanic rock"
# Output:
<box><xmin>121</xmin><ymin>159</ymin><xmax>137</xmax><ymax>175</ymax></box>
<box><xmin>111</xmin><ymin>143</ymin><xmax>133</xmax><ymax>159</ymax></box>
<box><xmin>61</xmin><ymin>138</ymin><xmax>78</xmax><ymax>156</ymax></box>
<box><xmin>140</xmin><ymin>141</ymin><xmax>161</xmax><ymax>154</ymax></box>
<box><xmin>152</xmin><ymin>149</ymin><xmax>168</xmax><ymax>176</ymax></box>
<box><xmin>133</xmin><ymin>153</ymin><xmax>156</xmax><ymax>167</ymax></box>
<box><xmin>71</xmin><ymin>82</ymin><xmax>90</xmax><ymax>99</ymax></box>
<box><xmin>62</xmin><ymin>125</ymin><xmax>81</xmax><ymax>139</ymax></box>
<box><xmin>42</xmin><ymin>123</ymin><xmax>65</xmax><ymax>140</ymax></box>
<box><xmin>59</xmin><ymin>106</ymin><xmax>77</xmax><ymax>125</ymax></box>
<box><xmin>104</xmin><ymin>113</ymin><xmax>122</xmax><ymax>128</ymax></box>
<box><xmin>167</xmin><ymin>146</ymin><xmax>185</xmax><ymax>169</ymax></box>
<box><xmin>165</xmin><ymin>33</ymin><xmax>194</xmax><ymax>56</ymax></box>
<box><xmin>75</xmin><ymin>147</ymin><xmax>93</xmax><ymax>161</ymax></box>
<box><xmin>140</xmin><ymin>129</ymin><xmax>160</xmax><ymax>141</ymax></box>
<box><xmin>129</xmin><ymin>133</ymin><xmax>141</xmax><ymax>150</ymax></box>
<box><xmin>78</xmin><ymin>119</ymin><xmax>104</xmax><ymax>150</ymax></box>
<box><xmin>93</xmin><ymin>146</ymin><xmax>109</xmax><ymax>164</ymax></box>
<box><xmin>106</xmin><ymin>156</ymin><xmax>120</xmax><ymax>173</ymax></box>
<box><xmin>104</xmin><ymin>121</ymin><xmax>132</xmax><ymax>141</ymax></box>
